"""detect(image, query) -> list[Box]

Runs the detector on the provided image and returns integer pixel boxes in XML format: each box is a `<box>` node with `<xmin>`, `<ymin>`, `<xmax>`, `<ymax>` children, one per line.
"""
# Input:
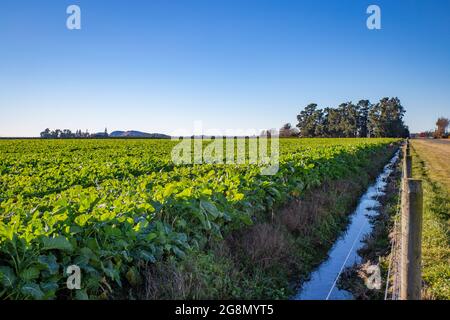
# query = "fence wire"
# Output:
<box><xmin>384</xmin><ymin>144</ymin><xmax>406</xmax><ymax>300</ymax></box>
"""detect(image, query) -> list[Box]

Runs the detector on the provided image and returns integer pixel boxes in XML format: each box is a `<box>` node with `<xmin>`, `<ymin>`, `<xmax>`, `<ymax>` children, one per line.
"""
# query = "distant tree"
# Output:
<box><xmin>356</xmin><ymin>100</ymin><xmax>371</xmax><ymax>137</ymax></box>
<box><xmin>279</xmin><ymin>123</ymin><xmax>299</xmax><ymax>137</ymax></box>
<box><xmin>40</xmin><ymin>128</ymin><xmax>51</xmax><ymax>138</ymax></box>
<box><xmin>313</xmin><ymin>109</ymin><xmax>326</xmax><ymax>137</ymax></box>
<box><xmin>296</xmin><ymin>103</ymin><xmax>323</xmax><ymax>137</ymax></box>
<box><xmin>324</xmin><ymin>107</ymin><xmax>341</xmax><ymax>137</ymax></box>
<box><xmin>53</xmin><ymin>129</ymin><xmax>62</xmax><ymax>138</ymax></box>
<box><xmin>368</xmin><ymin>97</ymin><xmax>408</xmax><ymax>138</ymax></box>
<box><xmin>279</xmin><ymin>123</ymin><xmax>290</xmax><ymax>137</ymax></box>
<box><xmin>434</xmin><ymin>117</ymin><xmax>449</xmax><ymax>138</ymax></box>
<box><xmin>368</xmin><ymin>101</ymin><xmax>383</xmax><ymax>137</ymax></box>
<box><xmin>339</xmin><ymin>102</ymin><xmax>359</xmax><ymax>137</ymax></box>
<box><xmin>62</xmin><ymin>129</ymin><xmax>73</xmax><ymax>138</ymax></box>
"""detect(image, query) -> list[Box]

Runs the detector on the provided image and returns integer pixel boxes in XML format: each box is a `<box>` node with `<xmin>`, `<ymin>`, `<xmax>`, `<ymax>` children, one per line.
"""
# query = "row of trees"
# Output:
<box><xmin>280</xmin><ymin>97</ymin><xmax>409</xmax><ymax>138</ymax></box>
<box><xmin>40</xmin><ymin>128</ymin><xmax>108</xmax><ymax>138</ymax></box>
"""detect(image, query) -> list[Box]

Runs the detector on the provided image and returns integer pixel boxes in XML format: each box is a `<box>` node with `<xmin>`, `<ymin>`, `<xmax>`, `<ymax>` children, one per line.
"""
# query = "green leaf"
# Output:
<box><xmin>240</xmin><ymin>214</ymin><xmax>253</xmax><ymax>226</ymax></box>
<box><xmin>146</xmin><ymin>233</ymin><xmax>157</xmax><ymax>241</ymax></box>
<box><xmin>20</xmin><ymin>267</ymin><xmax>40</xmax><ymax>281</ymax></box>
<box><xmin>0</xmin><ymin>223</ymin><xmax>14</xmax><ymax>240</ymax></box>
<box><xmin>0</xmin><ymin>266</ymin><xmax>16</xmax><ymax>287</ymax></box>
<box><xmin>41</xmin><ymin>236</ymin><xmax>73</xmax><ymax>251</ymax></box>
<box><xmin>172</xmin><ymin>246</ymin><xmax>186</xmax><ymax>259</ymax></box>
<box><xmin>200</xmin><ymin>200</ymin><xmax>222</xmax><ymax>218</ymax></box>
<box><xmin>41</xmin><ymin>281</ymin><xmax>59</xmax><ymax>293</ymax></box>
<box><xmin>75</xmin><ymin>289</ymin><xmax>89</xmax><ymax>300</ymax></box>
<box><xmin>163</xmin><ymin>183</ymin><xmax>176</xmax><ymax>197</ymax></box>
<box><xmin>201</xmin><ymin>189</ymin><xmax>212</xmax><ymax>196</ymax></box>
<box><xmin>69</xmin><ymin>225</ymin><xmax>83</xmax><ymax>234</ymax></box>
<box><xmin>80</xmin><ymin>247</ymin><xmax>96</xmax><ymax>259</ymax></box>
<box><xmin>101</xmin><ymin>261</ymin><xmax>122</xmax><ymax>286</ymax></box>
<box><xmin>139</xmin><ymin>250</ymin><xmax>156</xmax><ymax>263</ymax></box>
<box><xmin>193</xmin><ymin>208</ymin><xmax>211</xmax><ymax>230</ymax></box>
<box><xmin>38</xmin><ymin>254</ymin><xmax>59</xmax><ymax>275</ymax></box>
<box><xmin>74</xmin><ymin>214</ymin><xmax>90</xmax><ymax>226</ymax></box>
<box><xmin>268</xmin><ymin>187</ymin><xmax>281</xmax><ymax>198</ymax></box>
<box><xmin>21</xmin><ymin>283</ymin><xmax>45</xmax><ymax>299</ymax></box>
<box><xmin>233</xmin><ymin>193</ymin><xmax>244</xmax><ymax>201</ymax></box>
<box><xmin>104</xmin><ymin>226</ymin><xmax>122</xmax><ymax>237</ymax></box>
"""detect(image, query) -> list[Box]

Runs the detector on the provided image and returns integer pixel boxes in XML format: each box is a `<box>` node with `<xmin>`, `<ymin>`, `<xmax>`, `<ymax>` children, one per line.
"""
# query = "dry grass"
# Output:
<box><xmin>143</xmin><ymin>244</ymin><xmax>236</xmax><ymax>300</ymax></box>
<box><xmin>411</xmin><ymin>139</ymin><xmax>450</xmax><ymax>192</ymax></box>
<box><xmin>278</xmin><ymin>180</ymin><xmax>357</xmax><ymax>235</ymax></box>
<box><xmin>144</xmin><ymin>260</ymin><xmax>193</xmax><ymax>299</ymax></box>
<box><xmin>228</xmin><ymin>223</ymin><xmax>293</xmax><ymax>271</ymax></box>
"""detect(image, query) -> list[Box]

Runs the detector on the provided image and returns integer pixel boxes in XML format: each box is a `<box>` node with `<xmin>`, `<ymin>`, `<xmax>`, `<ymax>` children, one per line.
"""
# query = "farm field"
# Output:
<box><xmin>410</xmin><ymin>139</ymin><xmax>450</xmax><ymax>299</ymax></box>
<box><xmin>0</xmin><ymin>138</ymin><xmax>399</xmax><ymax>299</ymax></box>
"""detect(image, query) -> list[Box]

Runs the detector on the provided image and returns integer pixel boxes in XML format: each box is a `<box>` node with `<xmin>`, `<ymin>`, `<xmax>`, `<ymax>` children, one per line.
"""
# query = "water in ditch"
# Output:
<box><xmin>294</xmin><ymin>150</ymin><xmax>400</xmax><ymax>300</ymax></box>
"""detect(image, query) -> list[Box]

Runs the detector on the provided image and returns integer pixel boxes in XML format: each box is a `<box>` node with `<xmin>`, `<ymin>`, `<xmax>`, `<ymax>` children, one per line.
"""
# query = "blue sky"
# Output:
<box><xmin>0</xmin><ymin>0</ymin><xmax>449</xmax><ymax>136</ymax></box>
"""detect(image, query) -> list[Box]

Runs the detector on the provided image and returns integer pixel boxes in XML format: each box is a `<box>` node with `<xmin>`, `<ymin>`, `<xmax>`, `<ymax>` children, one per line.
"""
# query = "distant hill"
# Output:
<box><xmin>109</xmin><ymin>130</ymin><xmax>171</xmax><ymax>139</ymax></box>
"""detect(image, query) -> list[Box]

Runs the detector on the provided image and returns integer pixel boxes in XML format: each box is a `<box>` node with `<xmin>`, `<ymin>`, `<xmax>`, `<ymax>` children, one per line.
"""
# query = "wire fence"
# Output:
<box><xmin>384</xmin><ymin>142</ymin><xmax>407</xmax><ymax>300</ymax></box>
<box><xmin>386</xmin><ymin>193</ymin><xmax>402</xmax><ymax>300</ymax></box>
<box><xmin>384</xmin><ymin>189</ymin><xmax>401</xmax><ymax>299</ymax></box>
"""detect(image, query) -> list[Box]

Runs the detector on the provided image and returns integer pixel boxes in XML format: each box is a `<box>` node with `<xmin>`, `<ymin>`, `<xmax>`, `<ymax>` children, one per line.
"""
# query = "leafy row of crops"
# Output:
<box><xmin>0</xmin><ymin>138</ymin><xmax>398</xmax><ymax>299</ymax></box>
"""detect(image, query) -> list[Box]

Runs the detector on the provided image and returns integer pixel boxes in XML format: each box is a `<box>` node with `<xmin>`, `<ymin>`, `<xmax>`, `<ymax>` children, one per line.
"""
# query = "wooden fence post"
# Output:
<box><xmin>403</xmin><ymin>155</ymin><xmax>412</xmax><ymax>178</ymax></box>
<box><xmin>400</xmin><ymin>179</ymin><xmax>423</xmax><ymax>300</ymax></box>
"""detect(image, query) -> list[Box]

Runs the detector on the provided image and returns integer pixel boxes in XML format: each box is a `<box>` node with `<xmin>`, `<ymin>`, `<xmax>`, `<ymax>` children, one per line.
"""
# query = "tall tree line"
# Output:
<box><xmin>295</xmin><ymin>97</ymin><xmax>409</xmax><ymax>138</ymax></box>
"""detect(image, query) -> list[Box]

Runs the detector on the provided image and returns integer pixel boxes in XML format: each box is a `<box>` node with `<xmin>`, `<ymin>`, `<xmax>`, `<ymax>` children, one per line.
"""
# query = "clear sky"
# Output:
<box><xmin>0</xmin><ymin>0</ymin><xmax>449</xmax><ymax>137</ymax></box>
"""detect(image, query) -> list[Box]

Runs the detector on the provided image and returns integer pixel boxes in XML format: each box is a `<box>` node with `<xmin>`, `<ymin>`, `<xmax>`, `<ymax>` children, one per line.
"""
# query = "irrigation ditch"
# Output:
<box><xmin>295</xmin><ymin>140</ymin><xmax>424</xmax><ymax>300</ymax></box>
<box><xmin>294</xmin><ymin>149</ymin><xmax>401</xmax><ymax>300</ymax></box>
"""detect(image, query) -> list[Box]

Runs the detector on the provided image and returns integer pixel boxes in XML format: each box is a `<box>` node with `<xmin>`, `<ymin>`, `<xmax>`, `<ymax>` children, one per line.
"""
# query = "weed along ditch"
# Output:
<box><xmin>294</xmin><ymin>150</ymin><xmax>400</xmax><ymax>300</ymax></box>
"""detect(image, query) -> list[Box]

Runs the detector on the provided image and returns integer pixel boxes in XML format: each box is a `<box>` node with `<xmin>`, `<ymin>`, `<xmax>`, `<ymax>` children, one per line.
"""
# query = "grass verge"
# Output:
<box><xmin>410</xmin><ymin>142</ymin><xmax>450</xmax><ymax>300</ymax></box>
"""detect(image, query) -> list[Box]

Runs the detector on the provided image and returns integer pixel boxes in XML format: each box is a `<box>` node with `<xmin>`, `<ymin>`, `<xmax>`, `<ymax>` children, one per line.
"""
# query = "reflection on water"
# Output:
<box><xmin>294</xmin><ymin>150</ymin><xmax>399</xmax><ymax>300</ymax></box>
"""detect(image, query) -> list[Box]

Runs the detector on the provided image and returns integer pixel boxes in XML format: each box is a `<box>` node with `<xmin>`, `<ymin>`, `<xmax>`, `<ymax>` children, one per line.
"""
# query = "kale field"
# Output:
<box><xmin>0</xmin><ymin>138</ymin><xmax>398</xmax><ymax>299</ymax></box>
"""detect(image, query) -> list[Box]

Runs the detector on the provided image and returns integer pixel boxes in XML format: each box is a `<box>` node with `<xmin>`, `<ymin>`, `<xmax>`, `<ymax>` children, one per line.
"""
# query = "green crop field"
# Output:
<box><xmin>0</xmin><ymin>138</ymin><xmax>398</xmax><ymax>299</ymax></box>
